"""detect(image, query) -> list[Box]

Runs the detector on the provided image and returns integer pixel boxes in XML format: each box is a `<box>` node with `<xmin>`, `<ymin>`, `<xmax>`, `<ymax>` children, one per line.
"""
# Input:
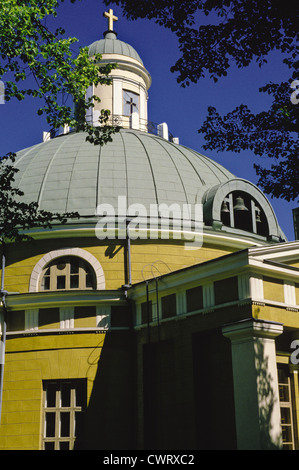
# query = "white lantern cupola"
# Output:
<box><xmin>87</xmin><ymin>9</ymin><xmax>152</xmax><ymax>132</ymax></box>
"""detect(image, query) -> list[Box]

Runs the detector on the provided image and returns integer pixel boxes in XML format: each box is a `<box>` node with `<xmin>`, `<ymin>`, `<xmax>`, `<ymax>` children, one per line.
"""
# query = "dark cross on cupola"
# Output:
<box><xmin>126</xmin><ymin>97</ymin><xmax>136</xmax><ymax>114</ymax></box>
<box><xmin>123</xmin><ymin>91</ymin><xmax>139</xmax><ymax>115</ymax></box>
<box><xmin>104</xmin><ymin>8</ymin><xmax>118</xmax><ymax>31</ymax></box>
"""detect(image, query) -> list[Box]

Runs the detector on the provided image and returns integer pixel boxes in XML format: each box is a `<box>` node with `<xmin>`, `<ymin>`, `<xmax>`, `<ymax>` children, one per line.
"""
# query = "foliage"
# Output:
<box><xmin>105</xmin><ymin>0</ymin><xmax>299</xmax><ymax>201</ymax></box>
<box><xmin>103</xmin><ymin>0</ymin><xmax>297</xmax><ymax>84</ymax></box>
<box><xmin>0</xmin><ymin>1</ymin><xmax>120</xmax><ymax>243</ymax></box>
<box><xmin>200</xmin><ymin>83</ymin><xmax>299</xmax><ymax>202</ymax></box>
<box><xmin>0</xmin><ymin>153</ymin><xmax>79</xmax><ymax>243</ymax></box>
<box><xmin>0</xmin><ymin>0</ymin><xmax>118</xmax><ymax>145</ymax></box>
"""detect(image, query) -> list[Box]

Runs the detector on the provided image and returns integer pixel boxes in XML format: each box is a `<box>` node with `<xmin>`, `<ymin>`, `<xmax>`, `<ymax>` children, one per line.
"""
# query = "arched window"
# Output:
<box><xmin>40</xmin><ymin>256</ymin><xmax>96</xmax><ymax>291</ymax></box>
<box><xmin>220</xmin><ymin>191</ymin><xmax>269</xmax><ymax>237</ymax></box>
<box><xmin>203</xmin><ymin>179</ymin><xmax>282</xmax><ymax>242</ymax></box>
<box><xmin>30</xmin><ymin>248</ymin><xmax>105</xmax><ymax>293</ymax></box>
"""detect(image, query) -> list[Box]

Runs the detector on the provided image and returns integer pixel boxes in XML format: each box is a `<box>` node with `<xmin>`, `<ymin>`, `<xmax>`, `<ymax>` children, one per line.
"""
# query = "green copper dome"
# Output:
<box><xmin>13</xmin><ymin>129</ymin><xmax>234</xmax><ymax>217</ymax></box>
<box><xmin>8</xmin><ymin>10</ymin><xmax>284</xmax><ymax>243</ymax></box>
<box><xmin>88</xmin><ymin>31</ymin><xmax>144</xmax><ymax>65</ymax></box>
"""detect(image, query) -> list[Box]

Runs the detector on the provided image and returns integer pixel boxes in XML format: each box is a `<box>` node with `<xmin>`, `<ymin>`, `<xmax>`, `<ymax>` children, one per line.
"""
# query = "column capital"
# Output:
<box><xmin>222</xmin><ymin>318</ymin><xmax>283</xmax><ymax>342</ymax></box>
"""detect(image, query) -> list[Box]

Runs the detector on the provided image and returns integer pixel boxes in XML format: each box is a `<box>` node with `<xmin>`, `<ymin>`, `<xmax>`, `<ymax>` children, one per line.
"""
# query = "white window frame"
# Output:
<box><xmin>29</xmin><ymin>248</ymin><xmax>105</xmax><ymax>292</ymax></box>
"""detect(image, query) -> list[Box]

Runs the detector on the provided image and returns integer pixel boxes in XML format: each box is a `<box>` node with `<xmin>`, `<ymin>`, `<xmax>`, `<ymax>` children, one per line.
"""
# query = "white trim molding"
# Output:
<box><xmin>25</xmin><ymin>309</ymin><xmax>39</xmax><ymax>331</ymax></box>
<box><xmin>96</xmin><ymin>305</ymin><xmax>111</xmax><ymax>330</ymax></box>
<box><xmin>203</xmin><ymin>282</ymin><xmax>214</xmax><ymax>309</ymax></box>
<box><xmin>60</xmin><ymin>307</ymin><xmax>74</xmax><ymax>329</ymax></box>
<box><xmin>29</xmin><ymin>247</ymin><xmax>105</xmax><ymax>292</ymax></box>
<box><xmin>284</xmin><ymin>282</ymin><xmax>296</xmax><ymax>306</ymax></box>
<box><xmin>249</xmin><ymin>275</ymin><xmax>264</xmax><ymax>301</ymax></box>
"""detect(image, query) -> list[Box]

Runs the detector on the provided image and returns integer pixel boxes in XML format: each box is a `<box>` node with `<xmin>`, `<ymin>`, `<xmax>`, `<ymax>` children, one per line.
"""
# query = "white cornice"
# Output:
<box><xmin>4</xmin><ymin>290</ymin><xmax>126</xmax><ymax>311</ymax></box>
<box><xmin>14</xmin><ymin>224</ymin><xmax>269</xmax><ymax>251</ymax></box>
<box><xmin>98</xmin><ymin>57</ymin><xmax>152</xmax><ymax>89</ymax></box>
<box><xmin>249</xmin><ymin>241</ymin><xmax>299</xmax><ymax>262</ymax></box>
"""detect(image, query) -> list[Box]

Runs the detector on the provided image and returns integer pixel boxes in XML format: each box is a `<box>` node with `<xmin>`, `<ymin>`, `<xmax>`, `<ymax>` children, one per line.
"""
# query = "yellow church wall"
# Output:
<box><xmin>2</xmin><ymin>237</ymin><xmax>125</xmax><ymax>293</ymax></box>
<box><xmin>1</xmin><ymin>236</ymin><xmax>235</xmax><ymax>294</ymax></box>
<box><xmin>0</xmin><ymin>332</ymin><xmax>105</xmax><ymax>450</ymax></box>
<box><xmin>252</xmin><ymin>303</ymin><xmax>299</xmax><ymax>329</ymax></box>
<box><xmin>263</xmin><ymin>276</ymin><xmax>285</xmax><ymax>303</ymax></box>
<box><xmin>0</xmin><ymin>328</ymin><xmax>134</xmax><ymax>450</ymax></box>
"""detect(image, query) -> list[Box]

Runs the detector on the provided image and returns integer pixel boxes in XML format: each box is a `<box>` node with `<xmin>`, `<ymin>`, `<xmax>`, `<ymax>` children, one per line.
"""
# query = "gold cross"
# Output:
<box><xmin>104</xmin><ymin>8</ymin><xmax>118</xmax><ymax>31</ymax></box>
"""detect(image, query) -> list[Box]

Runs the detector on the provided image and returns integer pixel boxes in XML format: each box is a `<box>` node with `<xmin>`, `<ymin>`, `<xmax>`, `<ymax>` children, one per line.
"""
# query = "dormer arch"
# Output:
<box><xmin>203</xmin><ymin>179</ymin><xmax>282</xmax><ymax>242</ymax></box>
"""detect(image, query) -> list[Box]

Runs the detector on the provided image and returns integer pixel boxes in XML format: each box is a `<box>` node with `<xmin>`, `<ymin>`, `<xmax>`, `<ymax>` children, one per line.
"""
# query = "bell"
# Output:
<box><xmin>255</xmin><ymin>207</ymin><xmax>261</xmax><ymax>223</ymax></box>
<box><xmin>233</xmin><ymin>196</ymin><xmax>248</xmax><ymax>211</ymax></box>
<box><xmin>221</xmin><ymin>201</ymin><xmax>230</xmax><ymax>213</ymax></box>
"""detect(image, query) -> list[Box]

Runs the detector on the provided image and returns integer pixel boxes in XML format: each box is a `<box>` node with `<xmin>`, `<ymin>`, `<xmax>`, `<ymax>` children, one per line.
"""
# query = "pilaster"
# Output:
<box><xmin>222</xmin><ymin>318</ymin><xmax>283</xmax><ymax>449</ymax></box>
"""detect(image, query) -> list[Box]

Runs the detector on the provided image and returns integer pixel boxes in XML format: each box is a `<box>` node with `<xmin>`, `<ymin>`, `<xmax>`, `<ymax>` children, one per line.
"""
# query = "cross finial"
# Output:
<box><xmin>104</xmin><ymin>8</ymin><xmax>118</xmax><ymax>31</ymax></box>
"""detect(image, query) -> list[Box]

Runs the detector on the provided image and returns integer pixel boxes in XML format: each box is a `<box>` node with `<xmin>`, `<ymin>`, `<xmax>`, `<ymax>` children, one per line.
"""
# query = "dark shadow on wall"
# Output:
<box><xmin>143</xmin><ymin>339</ymin><xmax>178</xmax><ymax>450</ymax></box>
<box><xmin>73</xmin><ymin>322</ymin><xmax>283</xmax><ymax>450</ymax></box>
<box><xmin>4</xmin><ymin>238</ymin><xmax>125</xmax><ymax>269</ymax></box>
<box><xmin>193</xmin><ymin>328</ymin><xmax>283</xmax><ymax>450</ymax></box>
<box><xmin>74</xmin><ymin>329</ymin><xmax>135</xmax><ymax>450</ymax></box>
<box><xmin>192</xmin><ymin>329</ymin><xmax>237</xmax><ymax>450</ymax></box>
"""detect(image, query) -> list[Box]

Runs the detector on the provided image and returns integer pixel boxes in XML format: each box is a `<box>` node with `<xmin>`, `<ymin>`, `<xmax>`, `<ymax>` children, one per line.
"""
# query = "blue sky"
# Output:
<box><xmin>0</xmin><ymin>0</ymin><xmax>297</xmax><ymax>240</ymax></box>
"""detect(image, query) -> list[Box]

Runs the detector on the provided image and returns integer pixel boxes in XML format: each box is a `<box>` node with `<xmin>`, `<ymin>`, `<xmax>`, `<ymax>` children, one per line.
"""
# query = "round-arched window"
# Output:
<box><xmin>40</xmin><ymin>256</ymin><xmax>96</xmax><ymax>291</ymax></box>
<box><xmin>203</xmin><ymin>179</ymin><xmax>282</xmax><ymax>242</ymax></box>
<box><xmin>220</xmin><ymin>191</ymin><xmax>269</xmax><ymax>237</ymax></box>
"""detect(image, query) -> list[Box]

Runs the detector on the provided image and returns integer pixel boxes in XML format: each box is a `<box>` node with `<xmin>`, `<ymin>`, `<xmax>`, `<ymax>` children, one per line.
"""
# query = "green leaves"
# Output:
<box><xmin>0</xmin><ymin>0</ymin><xmax>117</xmax><ymax>146</ymax></box>
<box><xmin>0</xmin><ymin>153</ymin><xmax>79</xmax><ymax>243</ymax></box>
<box><xmin>104</xmin><ymin>0</ymin><xmax>298</xmax><ymax>85</ymax></box>
<box><xmin>198</xmin><ymin>80</ymin><xmax>299</xmax><ymax>201</ymax></box>
<box><xmin>0</xmin><ymin>1</ymin><xmax>121</xmax><ymax>241</ymax></box>
<box><xmin>106</xmin><ymin>0</ymin><xmax>299</xmax><ymax>201</ymax></box>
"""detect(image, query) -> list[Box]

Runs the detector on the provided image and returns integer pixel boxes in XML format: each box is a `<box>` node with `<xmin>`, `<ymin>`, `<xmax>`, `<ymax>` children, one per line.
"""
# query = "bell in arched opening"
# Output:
<box><xmin>233</xmin><ymin>196</ymin><xmax>249</xmax><ymax>212</ymax></box>
<box><xmin>221</xmin><ymin>201</ymin><xmax>230</xmax><ymax>213</ymax></box>
<box><xmin>220</xmin><ymin>200</ymin><xmax>231</xmax><ymax>227</ymax></box>
<box><xmin>233</xmin><ymin>194</ymin><xmax>252</xmax><ymax>232</ymax></box>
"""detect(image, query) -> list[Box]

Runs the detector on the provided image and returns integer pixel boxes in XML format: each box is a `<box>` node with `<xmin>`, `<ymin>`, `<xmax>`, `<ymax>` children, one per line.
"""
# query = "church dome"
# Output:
<box><xmin>13</xmin><ymin>128</ymin><xmax>234</xmax><ymax>217</ymax></box>
<box><xmin>88</xmin><ymin>31</ymin><xmax>144</xmax><ymax>65</ymax></box>
<box><xmin>12</xmin><ymin>127</ymin><xmax>283</xmax><ymax>242</ymax></box>
<box><xmin>9</xmin><ymin>10</ymin><xmax>284</xmax><ymax>244</ymax></box>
